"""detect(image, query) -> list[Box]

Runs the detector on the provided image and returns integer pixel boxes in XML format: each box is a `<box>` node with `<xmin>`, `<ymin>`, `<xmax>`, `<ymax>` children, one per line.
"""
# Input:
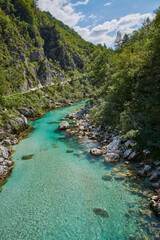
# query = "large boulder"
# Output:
<box><xmin>128</xmin><ymin>151</ymin><xmax>137</xmax><ymax>160</ymax></box>
<box><xmin>90</xmin><ymin>148</ymin><xmax>103</xmax><ymax>156</ymax></box>
<box><xmin>123</xmin><ymin>149</ymin><xmax>132</xmax><ymax>159</ymax></box>
<box><xmin>58</xmin><ymin>121</ymin><xmax>70</xmax><ymax>130</ymax></box>
<box><xmin>106</xmin><ymin>136</ymin><xmax>121</xmax><ymax>153</ymax></box>
<box><xmin>105</xmin><ymin>153</ymin><xmax>120</xmax><ymax>163</ymax></box>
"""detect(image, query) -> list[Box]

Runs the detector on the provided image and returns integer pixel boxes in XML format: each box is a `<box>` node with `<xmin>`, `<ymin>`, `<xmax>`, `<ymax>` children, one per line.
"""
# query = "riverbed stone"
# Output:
<box><xmin>105</xmin><ymin>153</ymin><xmax>120</xmax><ymax>163</ymax></box>
<box><xmin>90</xmin><ymin>148</ymin><xmax>103</xmax><ymax>156</ymax></box>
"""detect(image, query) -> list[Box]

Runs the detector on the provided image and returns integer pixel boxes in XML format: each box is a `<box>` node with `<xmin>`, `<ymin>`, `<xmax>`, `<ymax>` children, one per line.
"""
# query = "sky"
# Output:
<box><xmin>38</xmin><ymin>0</ymin><xmax>160</xmax><ymax>47</ymax></box>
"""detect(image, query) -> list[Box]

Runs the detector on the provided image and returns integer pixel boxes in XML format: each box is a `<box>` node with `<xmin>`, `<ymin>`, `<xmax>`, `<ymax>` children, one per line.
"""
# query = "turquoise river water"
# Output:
<box><xmin>0</xmin><ymin>101</ymin><xmax>159</xmax><ymax>240</ymax></box>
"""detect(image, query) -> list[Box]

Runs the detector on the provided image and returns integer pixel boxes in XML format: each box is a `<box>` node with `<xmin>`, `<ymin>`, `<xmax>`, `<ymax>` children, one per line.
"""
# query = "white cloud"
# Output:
<box><xmin>88</xmin><ymin>14</ymin><xmax>96</xmax><ymax>19</ymax></box>
<box><xmin>74</xmin><ymin>13</ymin><xmax>154</xmax><ymax>47</ymax></box>
<box><xmin>72</xmin><ymin>0</ymin><xmax>89</xmax><ymax>6</ymax></box>
<box><xmin>38</xmin><ymin>0</ymin><xmax>89</xmax><ymax>26</ymax></box>
<box><xmin>38</xmin><ymin>1</ymin><xmax>154</xmax><ymax>47</ymax></box>
<box><xmin>104</xmin><ymin>2</ymin><xmax>111</xmax><ymax>7</ymax></box>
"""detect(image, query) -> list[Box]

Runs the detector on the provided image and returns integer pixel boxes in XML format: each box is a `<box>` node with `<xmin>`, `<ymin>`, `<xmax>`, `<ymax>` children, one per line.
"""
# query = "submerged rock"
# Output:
<box><xmin>49</xmin><ymin>121</ymin><xmax>62</xmax><ymax>124</ymax></box>
<box><xmin>66</xmin><ymin>150</ymin><xmax>73</xmax><ymax>153</ymax></box>
<box><xmin>22</xmin><ymin>154</ymin><xmax>34</xmax><ymax>160</ymax></box>
<box><xmin>114</xmin><ymin>173</ymin><xmax>127</xmax><ymax>180</ymax></box>
<box><xmin>90</xmin><ymin>148</ymin><xmax>103</xmax><ymax>156</ymax></box>
<box><xmin>102</xmin><ymin>174</ymin><xmax>112</xmax><ymax>181</ymax></box>
<box><xmin>58</xmin><ymin>121</ymin><xmax>70</xmax><ymax>130</ymax></box>
<box><xmin>104</xmin><ymin>153</ymin><xmax>120</xmax><ymax>163</ymax></box>
<box><xmin>93</xmin><ymin>208</ymin><xmax>109</xmax><ymax>218</ymax></box>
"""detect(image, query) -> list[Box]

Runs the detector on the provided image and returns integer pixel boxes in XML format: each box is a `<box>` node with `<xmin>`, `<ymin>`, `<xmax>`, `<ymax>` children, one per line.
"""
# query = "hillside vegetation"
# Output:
<box><xmin>0</xmin><ymin>0</ymin><xmax>98</xmax><ymax>95</ymax></box>
<box><xmin>90</xmin><ymin>9</ymin><xmax>160</xmax><ymax>156</ymax></box>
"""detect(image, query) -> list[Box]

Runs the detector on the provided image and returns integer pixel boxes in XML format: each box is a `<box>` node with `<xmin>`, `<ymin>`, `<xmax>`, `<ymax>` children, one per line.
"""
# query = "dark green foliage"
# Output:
<box><xmin>90</xmin><ymin>9</ymin><xmax>160</xmax><ymax>156</ymax></box>
<box><xmin>0</xmin><ymin>67</ymin><xmax>8</xmax><ymax>97</ymax></box>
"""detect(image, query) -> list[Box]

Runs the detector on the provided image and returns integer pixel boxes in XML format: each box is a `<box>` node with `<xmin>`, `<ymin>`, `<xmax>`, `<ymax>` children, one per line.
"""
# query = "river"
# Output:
<box><xmin>0</xmin><ymin>101</ymin><xmax>159</xmax><ymax>240</ymax></box>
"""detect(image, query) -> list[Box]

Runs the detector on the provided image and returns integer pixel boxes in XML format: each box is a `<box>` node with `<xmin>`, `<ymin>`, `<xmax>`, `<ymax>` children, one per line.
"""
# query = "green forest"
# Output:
<box><xmin>90</xmin><ymin>9</ymin><xmax>160</xmax><ymax>157</ymax></box>
<box><xmin>0</xmin><ymin>0</ymin><xmax>160</xmax><ymax>157</ymax></box>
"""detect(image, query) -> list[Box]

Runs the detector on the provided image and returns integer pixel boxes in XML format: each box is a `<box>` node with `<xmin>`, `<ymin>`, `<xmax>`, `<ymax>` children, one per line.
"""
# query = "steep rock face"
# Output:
<box><xmin>38</xmin><ymin>59</ymin><xmax>65</xmax><ymax>86</ymax></box>
<box><xmin>40</xmin><ymin>26</ymin><xmax>84</xmax><ymax>71</ymax></box>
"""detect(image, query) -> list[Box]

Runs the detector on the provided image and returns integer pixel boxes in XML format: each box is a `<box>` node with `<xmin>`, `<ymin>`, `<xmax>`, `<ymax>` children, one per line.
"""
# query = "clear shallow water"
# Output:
<box><xmin>0</xmin><ymin>102</ymin><xmax>157</xmax><ymax>240</ymax></box>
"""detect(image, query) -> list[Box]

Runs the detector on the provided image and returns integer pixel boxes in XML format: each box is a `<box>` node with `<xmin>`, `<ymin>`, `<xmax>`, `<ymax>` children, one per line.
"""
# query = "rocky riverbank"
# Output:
<box><xmin>58</xmin><ymin>105</ymin><xmax>160</xmax><ymax>217</ymax></box>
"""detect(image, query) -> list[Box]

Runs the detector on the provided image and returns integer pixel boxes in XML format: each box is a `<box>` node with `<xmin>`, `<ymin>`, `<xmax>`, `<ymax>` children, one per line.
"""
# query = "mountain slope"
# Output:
<box><xmin>0</xmin><ymin>0</ymin><xmax>97</xmax><ymax>95</ymax></box>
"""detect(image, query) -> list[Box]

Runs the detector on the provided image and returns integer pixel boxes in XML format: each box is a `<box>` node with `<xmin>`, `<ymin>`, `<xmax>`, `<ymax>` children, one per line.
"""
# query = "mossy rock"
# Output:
<box><xmin>22</xmin><ymin>154</ymin><xmax>34</xmax><ymax>160</ymax></box>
